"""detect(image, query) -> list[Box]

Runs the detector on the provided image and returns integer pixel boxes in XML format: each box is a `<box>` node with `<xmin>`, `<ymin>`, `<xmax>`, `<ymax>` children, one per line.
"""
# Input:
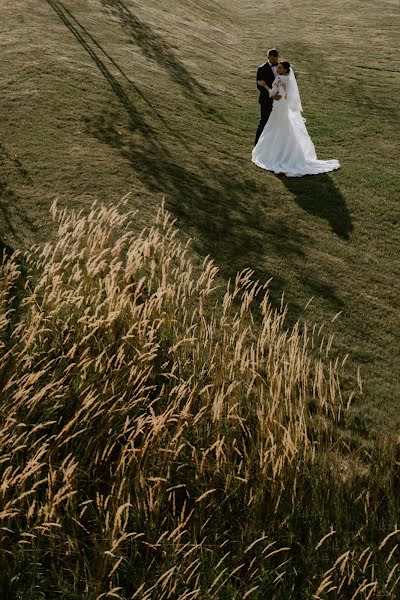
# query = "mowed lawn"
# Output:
<box><xmin>1</xmin><ymin>0</ymin><xmax>399</xmax><ymax>435</ymax></box>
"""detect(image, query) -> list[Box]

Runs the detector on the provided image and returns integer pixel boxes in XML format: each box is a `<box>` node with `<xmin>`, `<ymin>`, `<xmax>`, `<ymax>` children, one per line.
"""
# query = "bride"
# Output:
<box><xmin>252</xmin><ymin>61</ymin><xmax>340</xmax><ymax>177</ymax></box>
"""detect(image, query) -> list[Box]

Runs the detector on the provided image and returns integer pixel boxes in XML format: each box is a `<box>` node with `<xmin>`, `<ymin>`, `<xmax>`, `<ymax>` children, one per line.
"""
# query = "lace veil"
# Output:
<box><xmin>287</xmin><ymin>67</ymin><xmax>303</xmax><ymax>113</ymax></box>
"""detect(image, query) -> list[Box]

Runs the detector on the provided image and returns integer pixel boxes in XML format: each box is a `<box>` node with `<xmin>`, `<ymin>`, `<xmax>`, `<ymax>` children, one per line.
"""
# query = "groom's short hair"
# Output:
<box><xmin>267</xmin><ymin>48</ymin><xmax>279</xmax><ymax>57</ymax></box>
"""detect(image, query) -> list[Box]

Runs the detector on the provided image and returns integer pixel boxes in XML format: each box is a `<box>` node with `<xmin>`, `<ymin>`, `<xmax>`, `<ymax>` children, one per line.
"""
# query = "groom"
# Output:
<box><xmin>254</xmin><ymin>48</ymin><xmax>279</xmax><ymax>145</ymax></box>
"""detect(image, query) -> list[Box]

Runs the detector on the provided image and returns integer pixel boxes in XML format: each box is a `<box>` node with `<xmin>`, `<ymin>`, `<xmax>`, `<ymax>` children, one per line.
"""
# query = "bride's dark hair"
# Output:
<box><xmin>279</xmin><ymin>61</ymin><xmax>291</xmax><ymax>73</ymax></box>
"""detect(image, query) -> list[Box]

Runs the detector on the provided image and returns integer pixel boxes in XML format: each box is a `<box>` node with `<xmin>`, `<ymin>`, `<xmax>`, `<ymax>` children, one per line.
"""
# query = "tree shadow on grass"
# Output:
<box><xmin>281</xmin><ymin>173</ymin><xmax>353</xmax><ymax>240</ymax></box>
<box><xmin>46</xmin><ymin>0</ymin><xmax>159</xmax><ymax>144</ymax></box>
<box><xmin>47</xmin><ymin>0</ymin><xmax>201</xmax><ymax>147</ymax></box>
<box><xmin>45</xmin><ymin>0</ymin><xmax>221</xmax><ymax>158</ymax></box>
<box><xmin>85</xmin><ymin>111</ymin><xmax>345</xmax><ymax>321</ymax></box>
<box><xmin>99</xmin><ymin>0</ymin><xmax>221</xmax><ymax>120</ymax></box>
<box><xmin>47</xmin><ymin>0</ymin><xmax>222</xmax><ymax>125</ymax></box>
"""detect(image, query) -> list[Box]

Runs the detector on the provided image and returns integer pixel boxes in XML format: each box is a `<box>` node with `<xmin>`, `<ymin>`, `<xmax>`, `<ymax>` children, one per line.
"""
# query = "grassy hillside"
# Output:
<box><xmin>1</xmin><ymin>0</ymin><xmax>400</xmax><ymax>435</ymax></box>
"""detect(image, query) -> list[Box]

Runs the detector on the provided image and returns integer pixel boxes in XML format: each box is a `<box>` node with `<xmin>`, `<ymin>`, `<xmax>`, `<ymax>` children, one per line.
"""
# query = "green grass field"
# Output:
<box><xmin>1</xmin><ymin>0</ymin><xmax>399</xmax><ymax>434</ymax></box>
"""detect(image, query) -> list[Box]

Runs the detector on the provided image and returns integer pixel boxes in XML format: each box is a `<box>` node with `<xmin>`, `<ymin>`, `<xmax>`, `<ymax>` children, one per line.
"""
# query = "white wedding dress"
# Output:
<box><xmin>252</xmin><ymin>69</ymin><xmax>340</xmax><ymax>177</ymax></box>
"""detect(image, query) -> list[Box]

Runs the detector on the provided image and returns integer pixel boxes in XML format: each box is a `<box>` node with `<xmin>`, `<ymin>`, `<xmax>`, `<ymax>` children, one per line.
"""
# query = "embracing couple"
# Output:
<box><xmin>252</xmin><ymin>48</ymin><xmax>340</xmax><ymax>177</ymax></box>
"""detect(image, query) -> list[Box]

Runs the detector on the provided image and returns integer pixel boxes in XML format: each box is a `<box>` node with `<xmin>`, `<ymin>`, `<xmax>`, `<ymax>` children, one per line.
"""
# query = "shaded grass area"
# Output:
<box><xmin>0</xmin><ymin>0</ymin><xmax>399</xmax><ymax>435</ymax></box>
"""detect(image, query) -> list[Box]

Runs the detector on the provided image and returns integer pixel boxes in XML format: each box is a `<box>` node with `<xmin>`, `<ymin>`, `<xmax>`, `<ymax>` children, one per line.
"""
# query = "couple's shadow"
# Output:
<box><xmin>277</xmin><ymin>172</ymin><xmax>353</xmax><ymax>240</ymax></box>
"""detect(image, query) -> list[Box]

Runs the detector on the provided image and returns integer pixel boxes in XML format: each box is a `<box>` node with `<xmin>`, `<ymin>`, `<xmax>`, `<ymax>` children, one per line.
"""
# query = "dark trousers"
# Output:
<box><xmin>255</xmin><ymin>100</ymin><xmax>272</xmax><ymax>145</ymax></box>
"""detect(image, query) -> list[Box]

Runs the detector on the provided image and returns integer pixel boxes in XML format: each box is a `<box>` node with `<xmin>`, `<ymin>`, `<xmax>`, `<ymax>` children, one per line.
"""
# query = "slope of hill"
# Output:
<box><xmin>1</xmin><ymin>0</ymin><xmax>399</xmax><ymax>432</ymax></box>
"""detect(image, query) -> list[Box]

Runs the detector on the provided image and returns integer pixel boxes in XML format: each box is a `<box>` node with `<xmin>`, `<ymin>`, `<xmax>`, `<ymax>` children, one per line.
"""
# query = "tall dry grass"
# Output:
<box><xmin>0</xmin><ymin>201</ymin><xmax>398</xmax><ymax>599</ymax></box>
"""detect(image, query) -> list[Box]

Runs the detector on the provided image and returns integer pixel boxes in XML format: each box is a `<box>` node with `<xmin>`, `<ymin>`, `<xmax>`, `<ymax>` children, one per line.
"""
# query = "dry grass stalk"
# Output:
<box><xmin>0</xmin><ymin>202</ymin><xmax>396</xmax><ymax>599</ymax></box>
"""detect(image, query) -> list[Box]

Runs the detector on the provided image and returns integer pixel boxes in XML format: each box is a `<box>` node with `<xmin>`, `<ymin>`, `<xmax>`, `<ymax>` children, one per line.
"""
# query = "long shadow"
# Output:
<box><xmin>46</xmin><ymin>0</ymin><xmax>212</xmax><ymax>159</ymax></box>
<box><xmin>99</xmin><ymin>0</ymin><xmax>223</xmax><ymax>119</ymax></box>
<box><xmin>100</xmin><ymin>0</ymin><xmax>208</xmax><ymax>95</ymax></box>
<box><xmin>50</xmin><ymin>0</ymin><xmax>195</xmax><ymax>144</ymax></box>
<box><xmin>281</xmin><ymin>173</ymin><xmax>353</xmax><ymax>240</ymax></box>
<box><xmin>46</xmin><ymin>0</ymin><xmax>235</xmax><ymax>224</ymax></box>
<box><xmin>45</xmin><ymin>0</ymin><xmax>230</xmax><ymax>186</ymax></box>
<box><xmin>86</xmin><ymin>112</ymin><xmax>345</xmax><ymax>321</ymax></box>
<box><xmin>46</xmin><ymin>0</ymin><xmax>159</xmax><ymax>146</ymax></box>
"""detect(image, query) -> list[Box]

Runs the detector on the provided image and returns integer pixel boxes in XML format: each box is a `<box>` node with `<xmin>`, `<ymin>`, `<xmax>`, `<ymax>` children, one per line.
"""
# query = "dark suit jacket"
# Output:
<box><xmin>256</xmin><ymin>62</ymin><xmax>275</xmax><ymax>105</ymax></box>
